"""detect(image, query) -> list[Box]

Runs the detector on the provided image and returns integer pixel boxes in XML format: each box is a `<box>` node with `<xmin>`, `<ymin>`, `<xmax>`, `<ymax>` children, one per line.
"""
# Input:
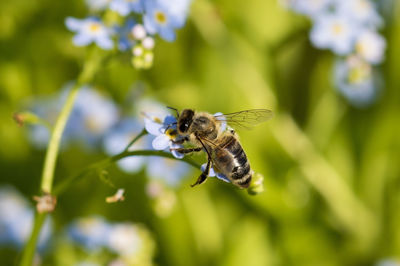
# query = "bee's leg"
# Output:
<box><xmin>170</xmin><ymin>147</ymin><xmax>202</xmax><ymax>155</ymax></box>
<box><xmin>173</xmin><ymin>136</ymin><xmax>189</xmax><ymax>144</ymax></box>
<box><xmin>191</xmin><ymin>157</ymin><xmax>211</xmax><ymax>187</ymax></box>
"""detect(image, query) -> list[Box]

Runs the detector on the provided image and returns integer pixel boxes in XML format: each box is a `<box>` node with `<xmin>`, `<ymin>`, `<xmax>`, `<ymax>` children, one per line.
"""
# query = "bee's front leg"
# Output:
<box><xmin>170</xmin><ymin>147</ymin><xmax>202</xmax><ymax>155</ymax></box>
<box><xmin>191</xmin><ymin>157</ymin><xmax>211</xmax><ymax>187</ymax></box>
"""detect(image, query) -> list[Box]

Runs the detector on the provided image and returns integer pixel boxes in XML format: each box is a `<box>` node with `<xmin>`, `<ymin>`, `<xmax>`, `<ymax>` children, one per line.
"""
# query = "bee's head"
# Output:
<box><xmin>177</xmin><ymin>109</ymin><xmax>195</xmax><ymax>134</ymax></box>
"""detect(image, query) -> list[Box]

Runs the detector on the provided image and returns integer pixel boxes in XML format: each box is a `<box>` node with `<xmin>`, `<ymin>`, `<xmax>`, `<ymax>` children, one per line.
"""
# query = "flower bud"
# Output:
<box><xmin>142</xmin><ymin>37</ymin><xmax>155</xmax><ymax>50</ymax></box>
<box><xmin>131</xmin><ymin>24</ymin><xmax>146</xmax><ymax>40</ymax></box>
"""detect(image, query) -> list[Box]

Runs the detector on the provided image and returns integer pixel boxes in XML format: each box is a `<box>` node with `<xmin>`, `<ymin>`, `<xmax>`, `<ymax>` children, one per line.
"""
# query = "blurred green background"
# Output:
<box><xmin>1</xmin><ymin>0</ymin><xmax>400</xmax><ymax>265</ymax></box>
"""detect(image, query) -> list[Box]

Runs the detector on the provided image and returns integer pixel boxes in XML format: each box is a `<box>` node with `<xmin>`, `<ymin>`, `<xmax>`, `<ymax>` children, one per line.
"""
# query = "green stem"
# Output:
<box><xmin>19</xmin><ymin>47</ymin><xmax>104</xmax><ymax>266</ymax></box>
<box><xmin>53</xmin><ymin>150</ymin><xmax>201</xmax><ymax>196</ymax></box>
<box><xmin>123</xmin><ymin>129</ymin><xmax>148</xmax><ymax>152</ymax></box>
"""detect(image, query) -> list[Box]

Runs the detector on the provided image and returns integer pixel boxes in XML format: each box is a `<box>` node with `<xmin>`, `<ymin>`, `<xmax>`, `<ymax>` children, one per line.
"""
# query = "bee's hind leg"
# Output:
<box><xmin>191</xmin><ymin>157</ymin><xmax>211</xmax><ymax>187</ymax></box>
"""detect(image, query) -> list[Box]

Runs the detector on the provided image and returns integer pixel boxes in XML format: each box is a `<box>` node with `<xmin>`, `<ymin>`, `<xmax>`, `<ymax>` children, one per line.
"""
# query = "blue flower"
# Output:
<box><xmin>115</xmin><ymin>19</ymin><xmax>137</xmax><ymax>51</ymax></box>
<box><xmin>65</xmin><ymin>17</ymin><xmax>114</xmax><ymax>50</ymax></box>
<box><xmin>288</xmin><ymin>0</ymin><xmax>333</xmax><ymax>18</ymax></box>
<box><xmin>106</xmin><ymin>223</ymin><xmax>142</xmax><ymax>256</ymax></box>
<box><xmin>333</xmin><ymin>56</ymin><xmax>380</xmax><ymax>107</ymax></box>
<box><xmin>65</xmin><ymin>86</ymin><xmax>120</xmax><ymax>148</ymax></box>
<box><xmin>103</xmin><ymin>118</ymin><xmax>152</xmax><ymax>173</ymax></box>
<box><xmin>336</xmin><ymin>0</ymin><xmax>383</xmax><ymax>29</ymax></box>
<box><xmin>355</xmin><ymin>30</ymin><xmax>386</xmax><ymax>65</ymax></box>
<box><xmin>144</xmin><ymin>114</ymin><xmax>185</xmax><ymax>159</ymax></box>
<box><xmin>0</xmin><ymin>186</ymin><xmax>52</xmax><ymax>250</ymax></box>
<box><xmin>146</xmin><ymin>156</ymin><xmax>190</xmax><ymax>186</ymax></box>
<box><xmin>310</xmin><ymin>13</ymin><xmax>360</xmax><ymax>55</ymax></box>
<box><xmin>201</xmin><ymin>163</ymin><xmax>230</xmax><ymax>183</ymax></box>
<box><xmin>109</xmin><ymin>0</ymin><xmax>144</xmax><ymax>16</ymax></box>
<box><xmin>68</xmin><ymin>216</ymin><xmax>112</xmax><ymax>251</ymax></box>
<box><xmin>143</xmin><ymin>0</ymin><xmax>191</xmax><ymax>41</ymax></box>
<box><xmin>85</xmin><ymin>0</ymin><xmax>111</xmax><ymax>11</ymax></box>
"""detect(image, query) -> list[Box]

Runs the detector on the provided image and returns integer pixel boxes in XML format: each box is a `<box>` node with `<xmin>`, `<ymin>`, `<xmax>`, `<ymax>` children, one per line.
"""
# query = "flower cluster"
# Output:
<box><xmin>0</xmin><ymin>186</ymin><xmax>52</xmax><ymax>250</ymax></box>
<box><xmin>284</xmin><ymin>0</ymin><xmax>387</xmax><ymax>106</ymax></box>
<box><xmin>66</xmin><ymin>0</ymin><xmax>192</xmax><ymax>69</ymax></box>
<box><xmin>66</xmin><ymin>216</ymin><xmax>154</xmax><ymax>265</ymax></box>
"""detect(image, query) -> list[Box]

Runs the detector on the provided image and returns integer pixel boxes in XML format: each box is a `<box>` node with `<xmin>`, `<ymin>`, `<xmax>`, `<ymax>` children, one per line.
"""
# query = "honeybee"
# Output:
<box><xmin>169</xmin><ymin>108</ymin><xmax>273</xmax><ymax>188</ymax></box>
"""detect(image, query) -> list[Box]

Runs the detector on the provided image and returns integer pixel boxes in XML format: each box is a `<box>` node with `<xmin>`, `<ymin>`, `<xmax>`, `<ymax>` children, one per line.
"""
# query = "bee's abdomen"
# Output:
<box><xmin>224</xmin><ymin>137</ymin><xmax>252</xmax><ymax>188</ymax></box>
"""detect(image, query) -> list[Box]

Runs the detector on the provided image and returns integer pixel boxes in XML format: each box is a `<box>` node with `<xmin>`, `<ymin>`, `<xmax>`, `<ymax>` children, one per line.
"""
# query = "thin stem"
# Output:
<box><xmin>19</xmin><ymin>47</ymin><xmax>104</xmax><ymax>266</ymax></box>
<box><xmin>40</xmin><ymin>84</ymin><xmax>81</xmax><ymax>193</ymax></box>
<box><xmin>53</xmin><ymin>149</ymin><xmax>201</xmax><ymax>196</ymax></box>
<box><xmin>18</xmin><ymin>213</ymin><xmax>46</xmax><ymax>266</ymax></box>
<box><xmin>123</xmin><ymin>129</ymin><xmax>148</xmax><ymax>152</ymax></box>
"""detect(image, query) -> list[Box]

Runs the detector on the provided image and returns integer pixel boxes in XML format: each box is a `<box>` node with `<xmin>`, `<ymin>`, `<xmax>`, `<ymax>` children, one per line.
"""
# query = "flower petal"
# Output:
<box><xmin>73</xmin><ymin>33</ymin><xmax>93</xmax><ymax>46</ymax></box>
<box><xmin>144</xmin><ymin>118</ymin><xmax>163</xmax><ymax>136</ymax></box>
<box><xmin>152</xmin><ymin>135</ymin><xmax>170</xmax><ymax>150</ymax></box>
<box><xmin>65</xmin><ymin>17</ymin><xmax>83</xmax><ymax>31</ymax></box>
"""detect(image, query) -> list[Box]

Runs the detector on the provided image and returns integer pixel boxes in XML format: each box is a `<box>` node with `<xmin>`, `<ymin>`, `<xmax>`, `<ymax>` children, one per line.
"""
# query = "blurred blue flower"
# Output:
<box><xmin>143</xmin><ymin>0</ymin><xmax>191</xmax><ymax>41</ymax></box>
<box><xmin>116</xmin><ymin>19</ymin><xmax>137</xmax><ymax>51</ymax></box>
<box><xmin>336</xmin><ymin>0</ymin><xmax>383</xmax><ymax>29</ymax></box>
<box><xmin>65</xmin><ymin>17</ymin><xmax>114</xmax><ymax>50</ymax></box>
<box><xmin>201</xmin><ymin>163</ymin><xmax>230</xmax><ymax>183</ymax></box>
<box><xmin>146</xmin><ymin>157</ymin><xmax>190</xmax><ymax>186</ymax></box>
<box><xmin>288</xmin><ymin>0</ymin><xmax>333</xmax><ymax>18</ymax></box>
<box><xmin>355</xmin><ymin>30</ymin><xmax>386</xmax><ymax>65</ymax></box>
<box><xmin>65</xmin><ymin>86</ymin><xmax>120</xmax><ymax>148</ymax></box>
<box><xmin>85</xmin><ymin>0</ymin><xmax>111</xmax><ymax>11</ymax></box>
<box><xmin>68</xmin><ymin>216</ymin><xmax>112</xmax><ymax>251</ymax></box>
<box><xmin>145</xmin><ymin>114</ymin><xmax>184</xmax><ymax>159</ymax></box>
<box><xmin>310</xmin><ymin>13</ymin><xmax>359</xmax><ymax>55</ymax></box>
<box><xmin>0</xmin><ymin>186</ymin><xmax>52</xmax><ymax>249</ymax></box>
<box><xmin>334</xmin><ymin>56</ymin><xmax>380</xmax><ymax>107</ymax></box>
<box><xmin>103</xmin><ymin>118</ymin><xmax>151</xmax><ymax>173</ymax></box>
<box><xmin>107</xmin><ymin>223</ymin><xmax>142</xmax><ymax>256</ymax></box>
<box><xmin>110</xmin><ymin>0</ymin><xmax>144</xmax><ymax>16</ymax></box>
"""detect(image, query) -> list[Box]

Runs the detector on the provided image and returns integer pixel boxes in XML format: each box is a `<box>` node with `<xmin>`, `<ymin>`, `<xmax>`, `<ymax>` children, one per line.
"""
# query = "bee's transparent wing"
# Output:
<box><xmin>214</xmin><ymin>109</ymin><xmax>273</xmax><ymax>130</ymax></box>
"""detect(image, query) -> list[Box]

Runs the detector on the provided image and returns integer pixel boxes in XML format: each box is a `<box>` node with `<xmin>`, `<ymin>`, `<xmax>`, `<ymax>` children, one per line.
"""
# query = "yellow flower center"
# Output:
<box><xmin>155</xmin><ymin>11</ymin><xmax>167</xmax><ymax>25</ymax></box>
<box><xmin>89</xmin><ymin>22</ymin><xmax>101</xmax><ymax>32</ymax></box>
<box><xmin>347</xmin><ymin>64</ymin><xmax>371</xmax><ymax>85</ymax></box>
<box><xmin>165</xmin><ymin>128</ymin><xmax>177</xmax><ymax>139</ymax></box>
<box><xmin>332</xmin><ymin>23</ymin><xmax>343</xmax><ymax>35</ymax></box>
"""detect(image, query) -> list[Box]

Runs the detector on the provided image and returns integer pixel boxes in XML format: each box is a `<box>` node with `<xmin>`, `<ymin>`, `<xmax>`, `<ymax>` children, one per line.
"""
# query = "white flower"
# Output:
<box><xmin>355</xmin><ymin>30</ymin><xmax>386</xmax><ymax>65</ymax></box>
<box><xmin>310</xmin><ymin>13</ymin><xmax>359</xmax><ymax>55</ymax></box>
<box><xmin>107</xmin><ymin>224</ymin><xmax>142</xmax><ymax>256</ymax></box>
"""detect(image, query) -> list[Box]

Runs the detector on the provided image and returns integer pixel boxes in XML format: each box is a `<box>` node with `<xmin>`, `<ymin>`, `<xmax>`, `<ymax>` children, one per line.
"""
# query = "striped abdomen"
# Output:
<box><xmin>212</xmin><ymin>134</ymin><xmax>252</xmax><ymax>188</ymax></box>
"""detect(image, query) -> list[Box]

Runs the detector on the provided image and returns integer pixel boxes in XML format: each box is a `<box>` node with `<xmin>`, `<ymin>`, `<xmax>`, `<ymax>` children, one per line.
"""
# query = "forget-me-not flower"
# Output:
<box><xmin>310</xmin><ymin>14</ymin><xmax>359</xmax><ymax>55</ymax></box>
<box><xmin>336</xmin><ymin>0</ymin><xmax>382</xmax><ymax>29</ymax></box>
<box><xmin>334</xmin><ymin>56</ymin><xmax>380</xmax><ymax>107</ymax></box>
<box><xmin>355</xmin><ymin>30</ymin><xmax>386</xmax><ymax>65</ymax></box>
<box><xmin>85</xmin><ymin>0</ymin><xmax>111</xmax><ymax>11</ymax></box>
<box><xmin>0</xmin><ymin>186</ymin><xmax>52</xmax><ymax>250</ymax></box>
<box><xmin>144</xmin><ymin>114</ymin><xmax>185</xmax><ymax>159</ymax></box>
<box><xmin>68</xmin><ymin>216</ymin><xmax>112</xmax><ymax>251</ymax></box>
<box><xmin>146</xmin><ymin>156</ymin><xmax>190</xmax><ymax>186</ymax></box>
<box><xmin>288</xmin><ymin>0</ymin><xmax>333</xmax><ymax>18</ymax></box>
<box><xmin>65</xmin><ymin>17</ymin><xmax>114</xmax><ymax>50</ymax></box>
<box><xmin>65</xmin><ymin>87</ymin><xmax>120</xmax><ymax>147</ymax></box>
<box><xmin>107</xmin><ymin>223</ymin><xmax>142</xmax><ymax>256</ymax></box>
<box><xmin>110</xmin><ymin>0</ymin><xmax>144</xmax><ymax>16</ymax></box>
<box><xmin>115</xmin><ymin>19</ymin><xmax>137</xmax><ymax>51</ymax></box>
<box><xmin>143</xmin><ymin>0</ymin><xmax>190</xmax><ymax>41</ymax></box>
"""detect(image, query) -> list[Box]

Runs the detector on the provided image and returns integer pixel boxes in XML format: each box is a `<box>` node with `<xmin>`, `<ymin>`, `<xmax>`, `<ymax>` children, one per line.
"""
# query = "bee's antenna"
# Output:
<box><xmin>167</xmin><ymin>106</ymin><xmax>180</xmax><ymax>118</ymax></box>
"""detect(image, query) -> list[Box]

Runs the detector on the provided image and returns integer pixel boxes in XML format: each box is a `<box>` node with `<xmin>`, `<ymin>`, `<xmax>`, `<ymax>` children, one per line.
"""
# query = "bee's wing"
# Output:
<box><xmin>214</xmin><ymin>109</ymin><xmax>273</xmax><ymax>130</ymax></box>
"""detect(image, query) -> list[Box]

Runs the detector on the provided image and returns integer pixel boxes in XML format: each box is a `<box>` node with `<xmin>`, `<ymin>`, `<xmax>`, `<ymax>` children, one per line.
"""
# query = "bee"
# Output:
<box><xmin>169</xmin><ymin>108</ymin><xmax>273</xmax><ymax>188</ymax></box>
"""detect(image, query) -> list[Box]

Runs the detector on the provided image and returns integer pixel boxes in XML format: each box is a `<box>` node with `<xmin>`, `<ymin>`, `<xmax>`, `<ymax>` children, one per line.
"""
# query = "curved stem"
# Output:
<box><xmin>53</xmin><ymin>149</ymin><xmax>201</xmax><ymax>196</ymax></box>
